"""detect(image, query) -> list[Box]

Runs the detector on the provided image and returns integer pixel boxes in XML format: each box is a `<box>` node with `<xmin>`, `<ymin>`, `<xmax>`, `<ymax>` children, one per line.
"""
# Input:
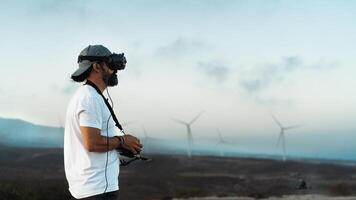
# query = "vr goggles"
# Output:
<box><xmin>78</xmin><ymin>53</ymin><xmax>127</xmax><ymax>71</ymax></box>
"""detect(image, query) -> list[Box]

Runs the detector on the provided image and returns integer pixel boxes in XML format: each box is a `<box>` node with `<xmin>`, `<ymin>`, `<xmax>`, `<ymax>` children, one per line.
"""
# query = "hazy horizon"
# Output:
<box><xmin>0</xmin><ymin>1</ymin><xmax>355</xmax><ymax>160</ymax></box>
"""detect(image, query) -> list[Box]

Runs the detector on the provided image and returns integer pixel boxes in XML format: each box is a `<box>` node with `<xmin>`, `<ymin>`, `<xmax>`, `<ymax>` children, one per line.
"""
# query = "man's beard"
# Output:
<box><xmin>103</xmin><ymin>73</ymin><xmax>118</xmax><ymax>87</ymax></box>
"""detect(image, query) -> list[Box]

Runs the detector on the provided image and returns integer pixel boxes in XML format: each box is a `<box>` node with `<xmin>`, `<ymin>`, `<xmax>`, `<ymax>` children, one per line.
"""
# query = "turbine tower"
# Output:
<box><xmin>141</xmin><ymin>125</ymin><xmax>159</xmax><ymax>154</ymax></box>
<box><xmin>272</xmin><ymin>114</ymin><xmax>301</xmax><ymax>161</ymax></box>
<box><xmin>171</xmin><ymin>111</ymin><xmax>205</xmax><ymax>158</ymax></box>
<box><xmin>216</xmin><ymin>129</ymin><xmax>236</xmax><ymax>157</ymax></box>
<box><xmin>58</xmin><ymin>114</ymin><xmax>65</xmax><ymax>132</ymax></box>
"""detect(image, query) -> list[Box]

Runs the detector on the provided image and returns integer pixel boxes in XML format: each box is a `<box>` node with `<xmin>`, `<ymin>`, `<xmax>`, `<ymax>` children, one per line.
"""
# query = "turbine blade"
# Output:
<box><xmin>170</xmin><ymin>118</ymin><xmax>188</xmax><ymax>125</ymax></box>
<box><xmin>189</xmin><ymin>110</ymin><xmax>205</xmax><ymax>125</ymax></box>
<box><xmin>141</xmin><ymin>125</ymin><xmax>148</xmax><ymax>138</ymax></box>
<box><xmin>284</xmin><ymin>124</ymin><xmax>303</xmax><ymax>130</ymax></box>
<box><xmin>271</xmin><ymin>114</ymin><xmax>283</xmax><ymax>128</ymax></box>
<box><xmin>122</xmin><ymin>121</ymin><xmax>135</xmax><ymax>127</ymax></box>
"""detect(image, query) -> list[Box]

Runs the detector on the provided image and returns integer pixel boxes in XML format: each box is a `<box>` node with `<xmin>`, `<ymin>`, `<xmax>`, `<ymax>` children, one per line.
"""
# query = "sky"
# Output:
<box><xmin>0</xmin><ymin>0</ymin><xmax>355</xmax><ymax>159</ymax></box>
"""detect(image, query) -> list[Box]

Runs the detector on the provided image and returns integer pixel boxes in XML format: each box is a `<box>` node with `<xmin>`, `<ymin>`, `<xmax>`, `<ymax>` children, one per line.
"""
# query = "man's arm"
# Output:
<box><xmin>80</xmin><ymin>126</ymin><xmax>120</xmax><ymax>152</ymax></box>
<box><xmin>80</xmin><ymin>126</ymin><xmax>143</xmax><ymax>153</ymax></box>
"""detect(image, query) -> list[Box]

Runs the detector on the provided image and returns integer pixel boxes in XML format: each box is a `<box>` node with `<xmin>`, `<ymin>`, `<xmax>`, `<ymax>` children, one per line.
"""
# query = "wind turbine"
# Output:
<box><xmin>216</xmin><ymin>129</ymin><xmax>233</xmax><ymax>157</ymax></box>
<box><xmin>171</xmin><ymin>111</ymin><xmax>205</xmax><ymax>158</ymax></box>
<box><xmin>141</xmin><ymin>125</ymin><xmax>159</xmax><ymax>154</ymax></box>
<box><xmin>122</xmin><ymin>121</ymin><xmax>135</xmax><ymax>127</ymax></box>
<box><xmin>57</xmin><ymin>113</ymin><xmax>65</xmax><ymax>147</ymax></box>
<box><xmin>272</xmin><ymin>114</ymin><xmax>301</xmax><ymax>161</ymax></box>
<box><xmin>120</xmin><ymin>121</ymin><xmax>136</xmax><ymax>133</ymax></box>
<box><xmin>58</xmin><ymin>114</ymin><xmax>65</xmax><ymax>132</ymax></box>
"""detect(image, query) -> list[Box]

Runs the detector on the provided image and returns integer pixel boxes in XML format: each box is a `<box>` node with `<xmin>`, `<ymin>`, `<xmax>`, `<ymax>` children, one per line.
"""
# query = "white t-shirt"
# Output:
<box><xmin>64</xmin><ymin>84</ymin><xmax>122</xmax><ymax>199</ymax></box>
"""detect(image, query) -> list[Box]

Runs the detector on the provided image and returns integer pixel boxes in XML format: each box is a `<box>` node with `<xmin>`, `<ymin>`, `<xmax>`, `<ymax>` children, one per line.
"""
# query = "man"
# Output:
<box><xmin>64</xmin><ymin>45</ymin><xmax>143</xmax><ymax>200</ymax></box>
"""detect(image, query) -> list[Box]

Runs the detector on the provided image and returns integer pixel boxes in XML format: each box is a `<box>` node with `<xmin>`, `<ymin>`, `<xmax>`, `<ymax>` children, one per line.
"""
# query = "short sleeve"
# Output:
<box><xmin>77</xmin><ymin>97</ymin><xmax>103</xmax><ymax>129</ymax></box>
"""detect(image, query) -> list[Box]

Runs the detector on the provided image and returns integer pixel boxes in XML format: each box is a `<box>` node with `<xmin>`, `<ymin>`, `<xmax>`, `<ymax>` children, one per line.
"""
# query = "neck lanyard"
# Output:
<box><xmin>84</xmin><ymin>80</ymin><xmax>125</xmax><ymax>134</ymax></box>
<box><xmin>84</xmin><ymin>80</ymin><xmax>151</xmax><ymax>165</ymax></box>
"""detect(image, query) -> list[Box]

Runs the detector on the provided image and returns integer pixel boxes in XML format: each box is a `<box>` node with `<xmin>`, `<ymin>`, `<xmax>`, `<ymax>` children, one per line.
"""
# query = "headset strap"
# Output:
<box><xmin>78</xmin><ymin>55</ymin><xmax>109</xmax><ymax>63</ymax></box>
<box><xmin>84</xmin><ymin>80</ymin><xmax>124</xmax><ymax>132</ymax></box>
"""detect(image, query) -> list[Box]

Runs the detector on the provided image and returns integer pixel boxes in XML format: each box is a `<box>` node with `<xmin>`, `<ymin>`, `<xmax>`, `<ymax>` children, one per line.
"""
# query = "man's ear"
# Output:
<box><xmin>92</xmin><ymin>63</ymin><xmax>102</xmax><ymax>72</ymax></box>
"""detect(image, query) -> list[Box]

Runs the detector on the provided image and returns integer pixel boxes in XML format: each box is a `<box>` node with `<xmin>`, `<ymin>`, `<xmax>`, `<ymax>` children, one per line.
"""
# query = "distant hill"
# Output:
<box><xmin>0</xmin><ymin>117</ymin><xmax>63</xmax><ymax>148</ymax></box>
<box><xmin>0</xmin><ymin>117</ymin><xmax>354</xmax><ymax>162</ymax></box>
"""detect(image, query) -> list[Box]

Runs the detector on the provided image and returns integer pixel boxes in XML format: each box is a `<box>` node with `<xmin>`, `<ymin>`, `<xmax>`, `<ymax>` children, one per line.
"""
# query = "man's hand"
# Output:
<box><xmin>119</xmin><ymin>134</ymin><xmax>143</xmax><ymax>155</ymax></box>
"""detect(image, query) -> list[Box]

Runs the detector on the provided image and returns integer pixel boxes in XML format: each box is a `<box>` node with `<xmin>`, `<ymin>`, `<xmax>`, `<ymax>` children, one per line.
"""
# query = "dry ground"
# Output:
<box><xmin>0</xmin><ymin>147</ymin><xmax>355</xmax><ymax>200</ymax></box>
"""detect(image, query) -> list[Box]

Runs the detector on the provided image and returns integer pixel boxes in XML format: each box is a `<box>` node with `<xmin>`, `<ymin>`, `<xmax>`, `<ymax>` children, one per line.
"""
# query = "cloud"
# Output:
<box><xmin>239</xmin><ymin>79</ymin><xmax>262</xmax><ymax>92</ymax></box>
<box><xmin>238</xmin><ymin>56</ymin><xmax>339</xmax><ymax>106</ymax></box>
<box><xmin>197</xmin><ymin>60</ymin><xmax>230</xmax><ymax>82</ymax></box>
<box><xmin>239</xmin><ymin>56</ymin><xmax>304</xmax><ymax>94</ymax></box>
<box><xmin>284</xmin><ymin>56</ymin><xmax>302</xmax><ymax>71</ymax></box>
<box><xmin>20</xmin><ymin>0</ymin><xmax>89</xmax><ymax>20</ymax></box>
<box><xmin>156</xmin><ymin>38</ymin><xmax>206</xmax><ymax>59</ymax></box>
<box><xmin>310</xmin><ymin>60</ymin><xmax>338</xmax><ymax>71</ymax></box>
